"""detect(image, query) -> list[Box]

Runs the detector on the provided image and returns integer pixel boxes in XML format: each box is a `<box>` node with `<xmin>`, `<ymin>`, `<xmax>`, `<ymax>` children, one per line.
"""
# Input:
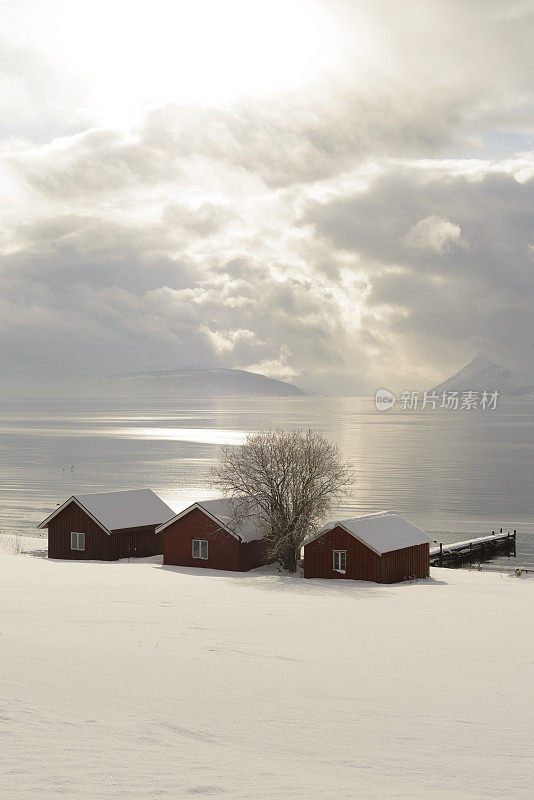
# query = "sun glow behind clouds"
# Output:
<box><xmin>39</xmin><ymin>0</ymin><xmax>344</xmax><ymax>125</ymax></box>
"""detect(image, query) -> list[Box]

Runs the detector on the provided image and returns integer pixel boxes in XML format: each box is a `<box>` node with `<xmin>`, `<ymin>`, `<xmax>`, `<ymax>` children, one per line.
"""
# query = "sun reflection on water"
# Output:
<box><xmin>119</xmin><ymin>427</ymin><xmax>250</xmax><ymax>445</ymax></box>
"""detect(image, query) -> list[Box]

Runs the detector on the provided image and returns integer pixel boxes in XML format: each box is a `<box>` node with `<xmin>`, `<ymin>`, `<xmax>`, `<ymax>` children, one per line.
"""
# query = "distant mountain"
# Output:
<box><xmin>434</xmin><ymin>351</ymin><xmax>534</xmax><ymax>396</ymax></box>
<box><xmin>95</xmin><ymin>367</ymin><xmax>308</xmax><ymax>397</ymax></box>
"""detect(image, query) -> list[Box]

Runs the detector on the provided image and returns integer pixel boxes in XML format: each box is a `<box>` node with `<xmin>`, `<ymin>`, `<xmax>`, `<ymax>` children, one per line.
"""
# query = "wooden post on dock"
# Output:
<box><xmin>439</xmin><ymin>542</ymin><xmax>443</xmax><ymax>567</ymax></box>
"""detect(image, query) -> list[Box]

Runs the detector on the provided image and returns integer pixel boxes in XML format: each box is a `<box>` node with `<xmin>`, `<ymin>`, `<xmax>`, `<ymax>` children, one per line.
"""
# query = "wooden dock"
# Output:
<box><xmin>430</xmin><ymin>529</ymin><xmax>516</xmax><ymax>567</ymax></box>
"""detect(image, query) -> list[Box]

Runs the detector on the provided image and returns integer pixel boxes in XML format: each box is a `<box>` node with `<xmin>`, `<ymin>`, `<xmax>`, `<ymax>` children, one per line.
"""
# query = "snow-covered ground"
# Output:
<box><xmin>1</xmin><ymin>538</ymin><xmax>533</xmax><ymax>799</ymax></box>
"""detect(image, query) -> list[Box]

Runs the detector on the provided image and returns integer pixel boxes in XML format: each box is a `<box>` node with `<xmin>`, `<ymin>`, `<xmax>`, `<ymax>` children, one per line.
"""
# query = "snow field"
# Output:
<box><xmin>1</xmin><ymin>542</ymin><xmax>533</xmax><ymax>799</ymax></box>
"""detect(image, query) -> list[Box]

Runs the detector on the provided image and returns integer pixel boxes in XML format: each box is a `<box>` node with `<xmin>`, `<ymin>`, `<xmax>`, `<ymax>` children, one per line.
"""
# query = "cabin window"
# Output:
<box><xmin>333</xmin><ymin>550</ymin><xmax>346</xmax><ymax>572</ymax></box>
<box><xmin>71</xmin><ymin>532</ymin><xmax>85</xmax><ymax>551</ymax></box>
<box><xmin>192</xmin><ymin>539</ymin><xmax>208</xmax><ymax>559</ymax></box>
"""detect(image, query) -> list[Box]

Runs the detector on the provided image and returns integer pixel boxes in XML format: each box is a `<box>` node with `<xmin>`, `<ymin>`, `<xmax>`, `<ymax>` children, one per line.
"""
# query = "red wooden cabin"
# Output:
<box><xmin>303</xmin><ymin>511</ymin><xmax>431</xmax><ymax>583</ymax></box>
<box><xmin>38</xmin><ymin>489</ymin><xmax>174</xmax><ymax>561</ymax></box>
<box><xmin>157</xmin><ymin>499</ymin><xmax>269</xmax><ymax>572</ymax></box>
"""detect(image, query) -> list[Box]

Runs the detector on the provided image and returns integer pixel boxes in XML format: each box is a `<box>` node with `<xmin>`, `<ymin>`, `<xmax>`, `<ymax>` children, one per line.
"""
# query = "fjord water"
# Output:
<box><xmin>1</xmin><ymin>396</ymin><xmax>533</xmax><ymax>566</ymax></box>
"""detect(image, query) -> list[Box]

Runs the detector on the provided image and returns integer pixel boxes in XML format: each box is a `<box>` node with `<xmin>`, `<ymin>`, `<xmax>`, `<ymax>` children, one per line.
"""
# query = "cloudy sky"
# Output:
<box><xmin>2</xmin><ymin>0</ymin><xmax>534</xmax><ymax>393</ymax></box>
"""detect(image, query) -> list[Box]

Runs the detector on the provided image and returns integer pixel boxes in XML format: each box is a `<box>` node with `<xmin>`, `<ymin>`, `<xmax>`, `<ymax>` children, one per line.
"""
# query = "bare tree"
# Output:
<box><xmin>213</xmin><ymin>429</ymin><xmax>353</xmax><ymax>572</ymax></box>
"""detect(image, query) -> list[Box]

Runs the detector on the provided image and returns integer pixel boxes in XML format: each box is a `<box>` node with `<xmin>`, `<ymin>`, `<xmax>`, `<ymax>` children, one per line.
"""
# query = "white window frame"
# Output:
<box><xmin>71</xmin><ymin>531</ymin><xmax>85</xmax><ymax>551</ymax></box>
<box><xmin>192</xmin><ymin>538</ymin><xmax>208</xmax><ymax>560</ymax></box>
<box><xmin>333</xmin><ymin>550</ymin><xmax>346</xmax><ymax>573</ymax></box>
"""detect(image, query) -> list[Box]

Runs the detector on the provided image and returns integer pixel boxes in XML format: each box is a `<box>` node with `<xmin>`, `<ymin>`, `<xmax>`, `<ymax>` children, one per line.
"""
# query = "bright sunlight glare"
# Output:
<box><xmin>31</xmin><ymin>0</ymin><xmax>348</xmax><ymax>126</ymax></box>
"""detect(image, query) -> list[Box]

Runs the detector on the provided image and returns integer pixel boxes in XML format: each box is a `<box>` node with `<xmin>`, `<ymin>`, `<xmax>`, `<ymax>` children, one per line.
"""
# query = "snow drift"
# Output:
<box><xmin>1</xmin><ymin>541</ymin><xmax>532</xmax><ymax>799</ymax></box>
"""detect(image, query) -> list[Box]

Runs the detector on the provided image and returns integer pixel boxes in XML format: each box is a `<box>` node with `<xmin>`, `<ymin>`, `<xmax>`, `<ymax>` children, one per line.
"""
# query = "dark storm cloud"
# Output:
<box><xmin>5</xmin><ymin>153</ymin><xmax>534</xmax><ymax>391</ymax></box>
<box><xmin>139</xmin><ymin>92</ymin><xmax>461</xmax><ymax>188</ymax></box>
<box><xmin>2</xmin><ymin>215</ymin><xmax>196</xmax><ymax>292</ymax></box>
<box><xmin>162</xmin><ymin>202</ymin><xmax>239</xmax><ymax>238</ymax></box>
<box><xmin>12</xmin><ymin>128</ymin><xmax>180</xmax><ymax>197</ymax></box>
<box><xmin>306</xmin><ymin>165</ymin><xmax>534</xmax><ymax>360</ymax></box>
<box><xmin>0</xmin><ymin>266</ymin><xmax>352</xmax><ymax>382</ymax></box>
<box><xmin>8</xmin><ymin>86</ymin><xmax>463</xmax><ymax>201</ymax></box>
<box><xmin>4</xmin><ymin>0</ymin><xmax>534</xmax><ymax>392</ymax></box>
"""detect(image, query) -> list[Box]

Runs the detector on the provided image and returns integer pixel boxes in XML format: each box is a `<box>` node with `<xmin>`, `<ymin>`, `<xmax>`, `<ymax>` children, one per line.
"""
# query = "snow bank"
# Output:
<box><xmin>1</xmin><ymin>551</ymin><xmax>532</xmax><ymax>799</ymax></box>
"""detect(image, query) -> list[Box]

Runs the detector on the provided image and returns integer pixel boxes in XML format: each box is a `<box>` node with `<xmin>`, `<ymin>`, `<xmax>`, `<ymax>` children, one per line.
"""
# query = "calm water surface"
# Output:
<box><xmin>1</xmin><ymin>396</ymin><xmax>533</xmax><ymax>566</ymax></box>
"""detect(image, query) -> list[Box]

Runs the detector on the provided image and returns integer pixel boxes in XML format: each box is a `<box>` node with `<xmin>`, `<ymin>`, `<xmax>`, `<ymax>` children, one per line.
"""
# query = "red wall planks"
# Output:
<box><xmin>163</xmin><ymin>507</ymin><xmax>241</xmax><ymax>570</ymax></box>
<box><xmin>239</xmin><ymin>538</ymin><xmax>271</xmax><ymax>571</ymax></box>
<box><xmin>162</xmin><ymin>507</ymin><xmax>269</xmax><ymax>572</ymax></box>
<box><xmin>378</xmin><ymin>543</ymin><xmax>429</xmax><ymax>583</ymax></box>
<box><xmin>303</xmin><ymin>525</ymin><xmax>429</xmax><ymax>583</ymax></box>
<box><xmin>48</xmin><ymin>501</ymin><xmax>113</xmax><ymax>560</ymax></box>
<box><xmin>46</xmin><ymin>501</ymin><xmax>162</xmax><ymax>561</ymax></box>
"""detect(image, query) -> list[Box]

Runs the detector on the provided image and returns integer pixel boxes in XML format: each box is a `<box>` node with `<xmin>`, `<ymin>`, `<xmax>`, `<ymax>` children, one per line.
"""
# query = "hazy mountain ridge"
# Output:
<box><xmin>96</xmin><ymin>367</ymin><xmax>308</xmax><ymax>397</ymax></box>
<box><xmin>435</xmin><ymin>351</ymin><xmax>534</xmax><ymax>396</ymax></box>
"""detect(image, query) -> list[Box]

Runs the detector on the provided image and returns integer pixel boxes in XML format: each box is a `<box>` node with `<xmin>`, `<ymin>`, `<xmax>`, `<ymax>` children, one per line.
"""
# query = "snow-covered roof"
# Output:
<box><xmin>303</xmin><ymin>511</ymin><xmax>432</xmax><ymax>555</ymax></box>
<box><xmin>155</xmin><ymin>498</ymin><xmax>263</xmax><ymax>543</ymax></box>
<box><xmin>38</xmin><ymin>489</ymin><xmax>175</xmax><ymax>534</ymax></box>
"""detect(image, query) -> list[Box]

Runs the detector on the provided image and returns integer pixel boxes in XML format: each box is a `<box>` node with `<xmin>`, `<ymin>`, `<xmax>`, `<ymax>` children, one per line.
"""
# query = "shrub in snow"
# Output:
<box><xmin>0</xmin><ymin>531</ymin><xmax>23</xmax><ymax>555</ymax></box>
